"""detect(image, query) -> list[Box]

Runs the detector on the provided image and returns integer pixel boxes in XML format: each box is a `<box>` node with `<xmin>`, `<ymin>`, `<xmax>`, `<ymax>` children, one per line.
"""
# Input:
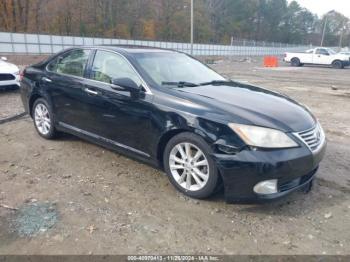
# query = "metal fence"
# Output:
<box><xmin>0</xmin><ymin>32</ymin><xmax>311</xmax><ymax>56</ymax></box>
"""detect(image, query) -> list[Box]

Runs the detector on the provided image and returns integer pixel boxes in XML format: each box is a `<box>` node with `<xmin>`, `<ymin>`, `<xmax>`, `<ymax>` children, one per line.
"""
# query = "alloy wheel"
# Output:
<box><xmin>34</xmin><ymin>103</ymin><xmax>51</xmax><ymax>135</ymax></box>
<box><xmin>169</xmin><ymin>142</ymin><xmax>209</xmax><ymax>191</ymax></box>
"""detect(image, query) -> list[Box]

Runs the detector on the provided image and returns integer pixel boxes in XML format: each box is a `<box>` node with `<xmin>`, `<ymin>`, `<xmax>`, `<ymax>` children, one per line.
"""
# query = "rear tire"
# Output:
<box><xmin>291</xmin><ymin>57</ymin><xmax>301</xmax><ymax>67</ymax></box>
<box><xmin>32</xmin><ymin>98</ymin><xmax>57</xmax><ymax>139</ymax></box>
<box><xmin>332</xmin><ymin>60</ymin><xmax>343</xmax><ymax>69</ymax></box>
<box><xmin>163</xmin><ymin>132</ymin><xmax>219</xmax><ymax>199</ymax></box>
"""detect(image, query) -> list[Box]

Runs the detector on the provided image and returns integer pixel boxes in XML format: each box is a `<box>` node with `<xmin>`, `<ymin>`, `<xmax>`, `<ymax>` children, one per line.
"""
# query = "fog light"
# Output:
<box><xmin>253</xmin><ymin>179</ymin><xmax>278</xmax><ymax>195</ymax></box>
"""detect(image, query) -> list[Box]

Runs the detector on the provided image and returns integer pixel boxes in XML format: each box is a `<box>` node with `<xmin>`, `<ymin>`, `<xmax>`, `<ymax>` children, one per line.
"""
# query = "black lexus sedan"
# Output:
<box><xmin>20</xmin><ymin>46</ymin><xmax>326</xmax><ymax>202</ymax></box>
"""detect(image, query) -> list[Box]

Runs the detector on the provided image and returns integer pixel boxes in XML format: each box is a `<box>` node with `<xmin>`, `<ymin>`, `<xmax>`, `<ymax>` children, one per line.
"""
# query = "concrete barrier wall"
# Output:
<box><xmin>0</xmin><ymin>32</ymin><xmax>311</xmax><ymax>56</ymax></box>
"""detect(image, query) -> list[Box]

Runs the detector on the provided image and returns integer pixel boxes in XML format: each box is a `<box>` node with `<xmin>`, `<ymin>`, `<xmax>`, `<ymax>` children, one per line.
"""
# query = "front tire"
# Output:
<box><xmin>163</xmin><ymin>132</ymin><xmax>219</xmax><ymax>199</ymax></box>
<box><xmin>32</xmin><ymin>98</ymin><xmax>56</xmax><ymax>139</ymax></box>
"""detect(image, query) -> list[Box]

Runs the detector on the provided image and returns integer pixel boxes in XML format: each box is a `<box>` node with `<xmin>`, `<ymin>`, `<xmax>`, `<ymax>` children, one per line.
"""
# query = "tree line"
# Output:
<box><xmin>0</xmin><ymin>0</ymin><xmax>349</xmax><ymax>47</ymax></box>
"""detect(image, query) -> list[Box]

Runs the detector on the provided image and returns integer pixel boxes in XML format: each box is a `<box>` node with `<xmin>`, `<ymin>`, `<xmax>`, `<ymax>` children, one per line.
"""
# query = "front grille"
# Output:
<box><xmin>0</xmin><ymin>73</ymin><xmax>15</xmax><ymax>81</ymax></box>
<box><xmin>294</xmin><ymin>123</ymin><xmax>325</xmax><ymax>152</ymax></box>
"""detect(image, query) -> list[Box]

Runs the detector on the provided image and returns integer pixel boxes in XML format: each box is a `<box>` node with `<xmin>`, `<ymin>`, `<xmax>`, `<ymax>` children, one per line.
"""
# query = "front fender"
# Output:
<box><xmin>153</xmin><ymin>111</ymin><xmax>246</xmax><ymax>167</ymax></box>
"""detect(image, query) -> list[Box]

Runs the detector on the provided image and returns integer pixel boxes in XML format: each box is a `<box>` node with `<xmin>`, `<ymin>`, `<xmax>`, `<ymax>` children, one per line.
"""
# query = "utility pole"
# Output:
<box><xmin>339</xmin><ymin>25</ymin><xmax>345</xmax><ymax>51</ymax></box>
<box><xmin>321</xmin><ymin>16</ymin><xmax>328</xmax><ymax>47</ymax></box>
<box><xmin>190</xmin><ymin>0</ymin><xmax>194</xmax><ymax>55</ymax></box>
<box><xmin>321</xmin><ymin>10</ymin><xmax>335</xmax><ymax>47</ymax></box>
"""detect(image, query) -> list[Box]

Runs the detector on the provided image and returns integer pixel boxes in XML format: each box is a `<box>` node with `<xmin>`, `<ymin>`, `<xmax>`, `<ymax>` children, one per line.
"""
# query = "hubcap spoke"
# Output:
<box><xmin>176</xmin><ymin>144</ymin><xmax>187</xmax><ymax>160</ymax></box>
<box><xmin>194</xmin><ymin>159</ymin><xmax>208</xmax><ymax>167</ymax></box>
<box><xmin>178</xmin><ymin>172</ymin><xmax>187</xmax><ymax>184</ymax></box>
<box><xmin>184</xmin><ymin>143</ymin><xmax>191</xmax><ymax>158</ymax></box>
<box><xmin>170</xmin><ymin>155</ymin><xmax>186</xmax><ymax>164</ymax></box>
<box><xmin>193</xmin><ymin>167</ymin><xmax>208</xmax><ymax>181</ymax></box>
<box><xmin>191</xmin><ymin>172</ymin><xmax>204</xmax><ymax>187</ymax></box>
<box><xmin>186</xmin><ymin>172</ymin><xmax>192</xmax><ymax>189</ymax></box>
<box><xmin>36</xmin><ymin>106</ymin><xmax>43</xmax><ymax>116</ymax></box>
<box><xmin>170</xmin><ymin>164</ymin><xmax>184</xmax><ymax>170</ymax></box>
<box><xmin>193</xmin><ymin>150</ymin><xmax>202</xmax><ymax>161</ymax></box>
<box><xmin>43</xmin><ymin>121</ymin><xmax>50</xmax><ymax>130</ymax></box>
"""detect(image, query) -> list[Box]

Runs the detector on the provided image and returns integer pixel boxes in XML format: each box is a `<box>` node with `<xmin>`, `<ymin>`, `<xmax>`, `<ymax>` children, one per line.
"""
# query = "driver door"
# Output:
<box><xmin>82</xmin><ymin>50</ymin><xmax>154</xmax><ymax>156</ymax></box>
<box><xmin>313</xmin><ymin>48</ymin><xmax>330</xmax><ymax>64</ymax></box>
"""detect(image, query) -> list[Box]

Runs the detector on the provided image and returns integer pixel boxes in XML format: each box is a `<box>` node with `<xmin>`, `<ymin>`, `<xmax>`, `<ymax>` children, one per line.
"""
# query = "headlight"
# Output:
<box><xmin>228</xmin><ymin>123</ymin><xmax>298</xmax><ymax>149</ymax></box>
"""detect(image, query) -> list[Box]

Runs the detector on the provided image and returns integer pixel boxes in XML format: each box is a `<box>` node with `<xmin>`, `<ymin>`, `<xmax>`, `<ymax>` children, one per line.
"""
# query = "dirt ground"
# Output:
<box><xmin>0</xmin><ymin>56</ymin><xmax>350</xmax><ymax>255</ymax></box>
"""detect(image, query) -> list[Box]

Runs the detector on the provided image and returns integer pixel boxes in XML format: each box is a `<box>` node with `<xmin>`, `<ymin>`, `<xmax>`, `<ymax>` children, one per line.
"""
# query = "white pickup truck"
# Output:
<box><xmin>284</xmin><ymin>48</ymin><xmax>350</xmax><ymax>69</ymax></box>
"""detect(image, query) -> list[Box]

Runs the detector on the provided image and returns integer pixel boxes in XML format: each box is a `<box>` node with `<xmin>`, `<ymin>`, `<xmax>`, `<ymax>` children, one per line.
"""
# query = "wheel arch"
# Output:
<box><xmin>28</xmin><ymin>92</ymin><xmax>54</xmax><ymax>118</ymax></box>
<box><xmin>29</xmin><ymin>93</ymin><xmax>43</xmax><ymax>118</ymax></box>
<box><xmin>156</xmin><ymin>125</ymin><xmax>213</xmax><ymax>167</ymax></box>
<box><xmin>156</xmin><ymin>128</ymin><xmax>190</xmax><ymax>169</ymax></box>
<box><xmin>157</xmin><ymin>127</ymin><xmax>225</xmax><ymax>196</ymax></box>
<box><xmin>332</xmin><ymin>59</ymin><xmax>343</xmax><ymax>67</ymax></box>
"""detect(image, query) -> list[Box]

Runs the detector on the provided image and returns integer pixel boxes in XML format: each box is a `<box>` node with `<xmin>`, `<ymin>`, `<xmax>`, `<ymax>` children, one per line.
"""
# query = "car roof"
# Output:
<box><xmin>36</xmin><ymin>45</ymin><xmax>183</xmax><ymax>68</ymax></box>
<box><xmin>89</xmin><ymin>45</ymin><xmax>179</xmax><ymax>54</ymax></box>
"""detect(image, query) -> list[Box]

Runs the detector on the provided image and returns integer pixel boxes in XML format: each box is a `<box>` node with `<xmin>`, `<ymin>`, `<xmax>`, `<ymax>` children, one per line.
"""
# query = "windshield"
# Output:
<box><xmin>134</xmin><ymin>52</ymin><xmax>225</xmax><ymax>86</ymax></box>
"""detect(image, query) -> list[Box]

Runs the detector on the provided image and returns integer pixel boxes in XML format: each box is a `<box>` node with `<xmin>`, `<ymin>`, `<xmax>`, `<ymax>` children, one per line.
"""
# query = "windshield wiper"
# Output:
<box><xmin>161</xmin><ymin>81</ymin><xmax>198</xmax><ymax>88</ymax></box>
<box><xmin>199</xmin><ymin>80</ymin><xmax>233</xmax><ymax>86</ymax></box>
<box><xmin>161</xmin><ymin>80</ymin><xmax>232</xmax><ymax>88</ymax></box>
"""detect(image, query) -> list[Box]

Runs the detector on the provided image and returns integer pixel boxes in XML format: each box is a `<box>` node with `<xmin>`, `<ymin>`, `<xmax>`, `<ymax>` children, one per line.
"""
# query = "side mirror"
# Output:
<box><xmin>1</xmin><ymin>57</ymin><xmax>7</xmax><ymax>61</ymax></box>
<box><xmin>57</xmin><ymin>56</ymin><xmax>64</xmax><ymax>64</ymax></box>
<box><xmin>112</xmin><ymin>78</ymin><xmax>141</xmax><ymax>93</ymax></box>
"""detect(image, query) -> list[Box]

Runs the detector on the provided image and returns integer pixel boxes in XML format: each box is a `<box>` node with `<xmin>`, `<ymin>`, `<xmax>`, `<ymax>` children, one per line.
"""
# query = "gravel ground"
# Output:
<box><xmin>0</xmin><ymin>90</ymin><xmax>23</xmax><ymax>120</ymax></box>
<box><xmin>0</xmin><ymin>56</ymin><xmax>349</xmax><ymax>255</ymax></box>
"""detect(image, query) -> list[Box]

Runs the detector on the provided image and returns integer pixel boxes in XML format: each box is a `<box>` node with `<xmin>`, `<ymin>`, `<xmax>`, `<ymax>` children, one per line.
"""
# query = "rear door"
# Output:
<box><xmin>43</xmin><ymin>48</ymin><xmax>94</xmax><ymax>128</ymax></box>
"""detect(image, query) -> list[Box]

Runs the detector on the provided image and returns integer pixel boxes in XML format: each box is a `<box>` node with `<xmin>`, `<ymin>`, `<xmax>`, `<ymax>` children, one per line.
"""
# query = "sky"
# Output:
<box><xmin>290</xmin><ymin>0</ymin><xmax>350</xmax><ymax>18</ymax></box>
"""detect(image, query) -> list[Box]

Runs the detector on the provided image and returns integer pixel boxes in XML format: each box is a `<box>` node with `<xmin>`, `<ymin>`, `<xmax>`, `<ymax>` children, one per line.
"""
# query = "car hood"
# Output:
<box><xmin>177</xmin><ymin>82</ymin><xmax>316</xmax><ymax>132</ymax></box>
<box><xmin>0</xmin><ymin>60</ymin><xmax>19</xmax><ymax>74</ymax></box>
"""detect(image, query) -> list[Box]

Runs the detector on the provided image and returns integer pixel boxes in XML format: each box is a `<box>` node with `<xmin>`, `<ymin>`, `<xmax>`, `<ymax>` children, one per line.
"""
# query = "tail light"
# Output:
<box><xmin>19</xmin><ymin>70</ymin><xmax>24</xmax><ymax>81</ymax></box>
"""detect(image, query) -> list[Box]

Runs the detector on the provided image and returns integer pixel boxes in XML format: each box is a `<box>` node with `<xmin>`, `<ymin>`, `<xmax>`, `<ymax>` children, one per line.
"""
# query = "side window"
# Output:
<box><xmin>316</xmin><ymin>49</ymin><xmax>329</xmax><ymax>55</ymax></box>
<box><xmin>91</xmin><ymin>50</ymin><xmax>141</xmax><ymax>86</ymax></box>
<box><xmin>47</xmin><ymin>49</ymin><xmax>90</xmax><ymax>77</ymax></box>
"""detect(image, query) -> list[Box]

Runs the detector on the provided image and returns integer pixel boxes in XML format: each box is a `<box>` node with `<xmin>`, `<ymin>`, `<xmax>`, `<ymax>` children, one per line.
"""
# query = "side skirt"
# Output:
<box><xmin>56</xmin><ymin>122</ymin><xmax>159</xmax><ymax>168</ymax></box>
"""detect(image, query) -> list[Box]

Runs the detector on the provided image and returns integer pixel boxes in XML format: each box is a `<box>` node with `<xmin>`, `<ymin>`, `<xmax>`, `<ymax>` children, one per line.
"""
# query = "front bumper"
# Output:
<box><xmin>214</xmin><ymin>140</ymin><xmax>326</xmax><ymax>203</ymax></box>
<box><xmin>343</xmin><ymin>60</ymin><xmax>350</xmax><ymax>67</ymax></box>
<box><xmin>0</xmin><ymin>75</ymin><xmax>20</xmax><ymax>89</ymax></box>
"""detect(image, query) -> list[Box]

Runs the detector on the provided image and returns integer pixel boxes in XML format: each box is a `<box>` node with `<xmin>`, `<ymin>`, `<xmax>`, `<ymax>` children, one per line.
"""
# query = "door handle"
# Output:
<box><xmin>42</xmin><ymin>77</ymin><xmax>52</xmax><ymax>83</ymax></box>
<box><xmin>84</xmin><ymin>88</ymin><xmax>98</xmax><ymax>96</ymax></box>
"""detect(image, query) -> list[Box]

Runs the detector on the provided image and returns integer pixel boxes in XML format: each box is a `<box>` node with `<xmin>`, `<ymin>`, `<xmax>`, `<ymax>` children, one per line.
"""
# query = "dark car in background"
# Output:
<box><xmin>20</xmin><ymin>46</ymin><xmax>326</xmax><ymax>202</ymax></box>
